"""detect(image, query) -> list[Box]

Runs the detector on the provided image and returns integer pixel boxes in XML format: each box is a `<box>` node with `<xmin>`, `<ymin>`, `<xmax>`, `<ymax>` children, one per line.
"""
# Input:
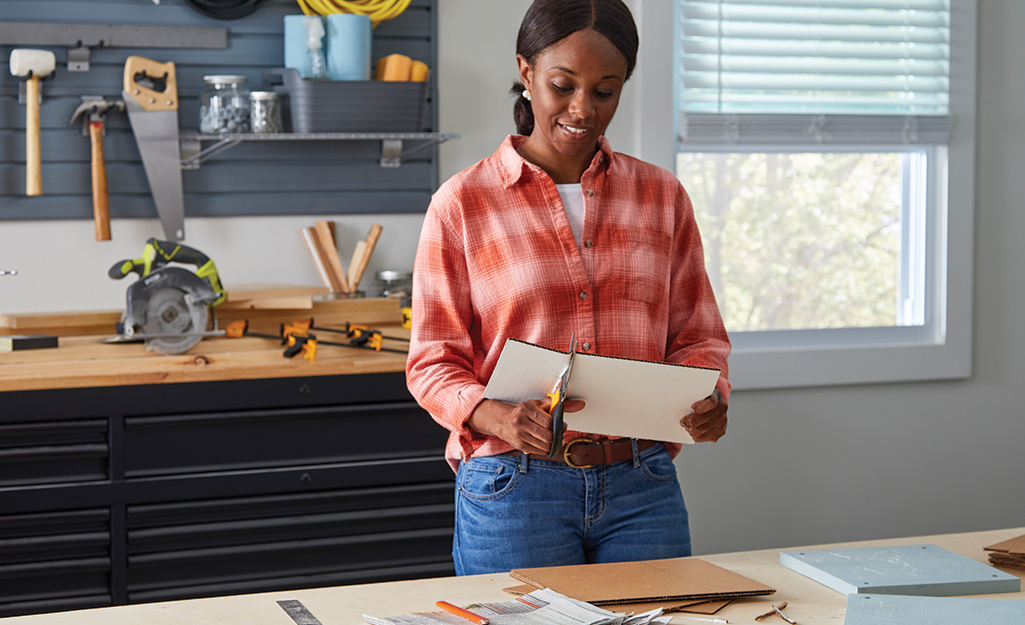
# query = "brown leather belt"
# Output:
<box><xmin>513</xmin><ymin>438</ymin><xmax>658</xmax><ymax>469</ymax></box>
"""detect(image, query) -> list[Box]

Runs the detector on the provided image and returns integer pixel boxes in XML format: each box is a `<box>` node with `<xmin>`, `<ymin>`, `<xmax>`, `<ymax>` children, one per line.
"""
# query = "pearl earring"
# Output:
<box><xmin>522</xmin><ymin>89</ymin><xmax>531</xmax><ymax>101</ymax></box>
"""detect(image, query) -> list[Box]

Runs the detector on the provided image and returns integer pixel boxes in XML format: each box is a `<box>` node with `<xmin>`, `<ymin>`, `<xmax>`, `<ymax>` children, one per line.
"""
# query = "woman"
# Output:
<box><xmin>406</xmin><ymin>0</ymin><xmax>731</xmax><ymax>575</ymax></box>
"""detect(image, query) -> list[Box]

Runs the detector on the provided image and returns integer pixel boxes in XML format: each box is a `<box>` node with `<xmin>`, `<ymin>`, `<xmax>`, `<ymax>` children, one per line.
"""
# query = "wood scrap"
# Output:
<box><xmin>755</xmin><ymin>601</ymin><xmax>789</xmax><ymax>621</ymax></box>
<box><xmin>301</xmin><ymin>227</ymin><xmax>344</xmax><ymax>293</ymax></box>
<box><xmin>314</xmin><ymin>220</ymin><xmax>350</xmax><ymax>293</ymax></box>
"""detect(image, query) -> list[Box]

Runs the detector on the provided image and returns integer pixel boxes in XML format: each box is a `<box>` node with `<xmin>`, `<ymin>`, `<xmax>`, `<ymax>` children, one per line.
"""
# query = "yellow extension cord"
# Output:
<box><xmin>296</xmin><ymin>0</ymin><xmax>412</xmax><ymax>27</ymax></box>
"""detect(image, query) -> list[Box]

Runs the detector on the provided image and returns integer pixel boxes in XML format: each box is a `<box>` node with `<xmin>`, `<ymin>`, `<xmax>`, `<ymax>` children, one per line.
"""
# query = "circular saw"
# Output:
<box><xmin>105</xmin><ymin>238</ymin><xmax>226</xmax><ymax>354</ymax></box>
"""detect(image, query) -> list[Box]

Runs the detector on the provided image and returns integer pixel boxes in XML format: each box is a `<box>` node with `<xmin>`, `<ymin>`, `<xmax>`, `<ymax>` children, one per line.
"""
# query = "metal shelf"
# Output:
<box><xmin>179</xmin><ymin>132</ymin><xmax>459</xmax><ymax>169</ymax></box>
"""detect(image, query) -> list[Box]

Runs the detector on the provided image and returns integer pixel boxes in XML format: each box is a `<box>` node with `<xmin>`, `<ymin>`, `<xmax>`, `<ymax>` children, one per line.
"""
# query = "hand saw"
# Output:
<box><xmin>123</xmin><ymin>56</ymin><xmax>186</xmax><ymax>241</ymax></box>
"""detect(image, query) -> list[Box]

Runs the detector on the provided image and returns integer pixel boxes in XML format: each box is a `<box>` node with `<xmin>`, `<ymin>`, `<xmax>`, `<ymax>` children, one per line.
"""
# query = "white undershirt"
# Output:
<box><xmin>556</xmin><ymin>183</ymin><xmax>585</xmax><ymax>247</ymax></box>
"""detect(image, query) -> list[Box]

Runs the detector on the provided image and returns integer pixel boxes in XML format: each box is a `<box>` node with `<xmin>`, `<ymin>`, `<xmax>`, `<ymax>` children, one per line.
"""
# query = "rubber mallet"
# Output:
<box><xmin>9</xmin><ymin>49</ymin><xmax>56</xmax><ymax>197</ymax></box>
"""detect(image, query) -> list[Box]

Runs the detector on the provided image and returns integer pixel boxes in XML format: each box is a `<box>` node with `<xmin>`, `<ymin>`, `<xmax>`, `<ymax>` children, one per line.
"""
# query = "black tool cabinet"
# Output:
<box><xmin>0</xmin><ymin>372</ymin><xmax>455</xmax><ymax>617</ymax></box>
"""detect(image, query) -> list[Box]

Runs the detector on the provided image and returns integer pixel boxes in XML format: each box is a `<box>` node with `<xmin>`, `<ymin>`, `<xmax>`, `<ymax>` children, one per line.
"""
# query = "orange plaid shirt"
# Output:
<box><xmin>406</xmin><ymin>135</ymin><xmax>731</xmax><ymax>470</ymax></box>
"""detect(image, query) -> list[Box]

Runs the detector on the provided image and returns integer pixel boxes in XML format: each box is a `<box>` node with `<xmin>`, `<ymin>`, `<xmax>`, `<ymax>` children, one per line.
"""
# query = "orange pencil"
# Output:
<box><xmin>435</xmin><ymin>600</ymin><xmax>490</xmax><ymax>625</ymax></box>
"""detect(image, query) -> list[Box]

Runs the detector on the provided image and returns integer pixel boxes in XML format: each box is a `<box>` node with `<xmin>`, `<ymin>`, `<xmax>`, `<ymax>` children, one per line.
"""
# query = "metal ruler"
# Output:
<box><xmin>278</xmin><ymin>600</ymin><xmax>324</xmax><ymax>625</ymax></box>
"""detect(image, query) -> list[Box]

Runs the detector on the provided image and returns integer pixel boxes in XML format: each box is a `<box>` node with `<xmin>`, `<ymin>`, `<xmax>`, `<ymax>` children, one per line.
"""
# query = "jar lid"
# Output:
<box><xmin>250</xmin><ymin>91</ymin><xmax>279</xmax><ymax>100</ymax></box>
<box><xmin>203</xmin><ymin>75</ymin><xmax>248</xmax><ymax>85</ymax></box>
<box><xmin>376</xmin><ymin>270</ymin><xmax>413</xmax><ymax>282</ymax></box>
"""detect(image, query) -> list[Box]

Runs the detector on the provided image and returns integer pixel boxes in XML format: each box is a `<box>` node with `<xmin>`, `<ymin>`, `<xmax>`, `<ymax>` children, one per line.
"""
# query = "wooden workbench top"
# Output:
<box><xmin>0</xmin><ymin>292</ymin><xmax>409</xmax><ymax>393</ymax></box>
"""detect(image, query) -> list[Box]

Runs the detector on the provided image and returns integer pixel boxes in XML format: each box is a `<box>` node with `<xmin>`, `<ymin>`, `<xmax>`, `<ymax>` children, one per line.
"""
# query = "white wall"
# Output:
<box><xmin>2</xmin><ymin>0</ymin><xmax>1022</xmax><ymax>556</ymax></box>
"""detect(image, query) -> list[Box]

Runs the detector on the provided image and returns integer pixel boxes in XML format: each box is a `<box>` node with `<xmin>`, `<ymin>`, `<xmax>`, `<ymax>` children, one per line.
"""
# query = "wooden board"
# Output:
<box><xmin>1</xmin><ymin>295</ymin><xmax>402</xmax><ymax>336</ymax></box>
<box><xmin>779</xmin><ymin>544</ymin><xmax>1022</xmax><ymax>597</ymax></box>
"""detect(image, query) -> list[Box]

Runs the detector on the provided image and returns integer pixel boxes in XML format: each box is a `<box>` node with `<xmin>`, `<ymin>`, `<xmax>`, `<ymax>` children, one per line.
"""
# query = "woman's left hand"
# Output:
<box><xmin>681</xmin><ymin>389</ymin><xmax>728</xmax><ymax>442</ymax></box>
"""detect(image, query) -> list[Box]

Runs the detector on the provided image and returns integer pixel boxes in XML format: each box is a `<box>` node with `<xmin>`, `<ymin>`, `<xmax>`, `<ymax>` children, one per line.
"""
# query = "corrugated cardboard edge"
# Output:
<box><xmin>986</xmin><ymin>534</ymin><xmax>1025</xmax><ymax>555</ymax></box>
<box><xmin>509</xmin><ymin>558</ymin><xmax>774</xmax><ymax>606</ymax></box>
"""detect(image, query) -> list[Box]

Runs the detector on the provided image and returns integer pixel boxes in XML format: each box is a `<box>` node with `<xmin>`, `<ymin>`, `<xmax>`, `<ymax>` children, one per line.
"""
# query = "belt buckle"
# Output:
<box><xmin>563</xmin><ymin>437</ymin><xmax>595</xmax><ymax>469</ymax></box>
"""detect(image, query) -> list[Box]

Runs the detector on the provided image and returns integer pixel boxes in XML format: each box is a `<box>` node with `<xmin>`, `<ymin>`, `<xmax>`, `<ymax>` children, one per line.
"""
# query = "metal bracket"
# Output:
<box><xmin>68</xmin><ymin>44</ymin><xmax>91</xmax><ymax>72</ymax></box>
<box><xmin>0</xmin><ymin>22</ymin><xmax>227</xmax><ymax>72</ymax></box>
<box><xmin>380</xmin><ymin>139</ymin><xmax>404</xmax><ymax>168</ymax></box>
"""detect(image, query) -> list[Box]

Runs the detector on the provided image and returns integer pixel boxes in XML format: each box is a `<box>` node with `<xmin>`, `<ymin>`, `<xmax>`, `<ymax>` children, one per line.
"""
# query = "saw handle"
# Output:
<box><xmin>123</xmin><ymin>56</ymin><xmax>178</xmax><ymax>112</ymax></box>
<box><xmin>90</xmin><ymin>121</ymin><xmax>111</xmax><ymax>241</ymax></box>
<box><xmin>109</xmin><ymin>258</ymin><xmax>143</xmax><ymax>279</ymax></box>
<box><xmin>147</xmin><ymin>239</ymin><xmax>226</xmax><ymax>306</ymax></box>
<box><xmin>148</xmin><ymin>238</ymin><xmax>211</xmax><ymax>268</ymax></box>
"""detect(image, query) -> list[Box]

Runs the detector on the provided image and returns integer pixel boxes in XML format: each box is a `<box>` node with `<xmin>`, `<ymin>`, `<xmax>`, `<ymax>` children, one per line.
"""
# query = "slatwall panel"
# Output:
<box><xmin>0</xmin><ymin>0</ymin><xmax>438</xmax><ymax>221</ymax></box>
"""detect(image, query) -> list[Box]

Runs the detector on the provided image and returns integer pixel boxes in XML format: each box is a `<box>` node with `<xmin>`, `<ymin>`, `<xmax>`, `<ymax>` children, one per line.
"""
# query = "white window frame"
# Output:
<box><xmin>625</xmin><ymin>0</ymin><xmax>976</xmax><ymax>390</ymax></box>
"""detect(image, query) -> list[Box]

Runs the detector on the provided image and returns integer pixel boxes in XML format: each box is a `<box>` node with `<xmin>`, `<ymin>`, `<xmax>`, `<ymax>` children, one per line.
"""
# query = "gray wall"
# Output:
<box><xmin>1</xmin><ymin>0</ymin><xmax>1022</xmax><ymax>557</ymax></box>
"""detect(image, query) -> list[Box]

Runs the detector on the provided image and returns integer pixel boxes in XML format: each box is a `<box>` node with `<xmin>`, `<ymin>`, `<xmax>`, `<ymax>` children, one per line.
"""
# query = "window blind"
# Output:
<box><xmin>676</xmin><ymin>0</ymin><xmax>951</xmax><ymax>146</ymax></box>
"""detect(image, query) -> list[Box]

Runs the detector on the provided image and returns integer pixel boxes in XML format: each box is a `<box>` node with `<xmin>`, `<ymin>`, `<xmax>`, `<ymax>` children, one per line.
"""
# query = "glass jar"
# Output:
<box><xmin>199</xmin><ymin>75</ymin><xmax>250</xmax><ymax>134</ymax></box>
<box><xmin>375</xmin><ymin>270</ymin><xmax>413</xmax><ymax>307</ymax></box>
<box><xmin>249</xmin><ymin>91</ymin><xmax>282</xmax><ymax>134</ymax></box>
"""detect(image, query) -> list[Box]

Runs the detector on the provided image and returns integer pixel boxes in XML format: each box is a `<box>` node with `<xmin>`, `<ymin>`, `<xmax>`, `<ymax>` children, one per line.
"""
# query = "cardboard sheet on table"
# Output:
<box><xmin>985</xmin><ymin>534</ymin><xmax>1025</xmax><ymax>569</ymax></box>
<box><xmin>509</xmin><ymin>558</ymin><xmax>775</xmax><ymax>606</ymax></box>
<box><xmin>986</xmin><ymin>533</ymin><xmax>1025</xmax><ymax>555</ymax></box>
<box><xmin>502</xmin><ymin>585</ymin><xmax>733</xmax><ymax>614</ymax></box>
<box><xmin>483</xmin><ymin>338</ymin><xmax>720</xmax><ymax>444</ymax></box>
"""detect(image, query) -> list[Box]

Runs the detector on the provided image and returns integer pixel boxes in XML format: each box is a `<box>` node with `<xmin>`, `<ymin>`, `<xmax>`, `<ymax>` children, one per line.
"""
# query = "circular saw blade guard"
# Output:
<box><xmin>120</xmin><ymin>266</ymin><xmax>219</xmax><ymax>354</ymax></box>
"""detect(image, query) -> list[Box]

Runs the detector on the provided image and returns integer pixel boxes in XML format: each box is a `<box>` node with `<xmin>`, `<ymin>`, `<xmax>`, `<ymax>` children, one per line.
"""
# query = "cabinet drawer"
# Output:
<box><xmin>125</xmin><ymin>483</ymin><xmax>455</xmax><ymax>601</ymax></box>
<box><xmin>0</xmin><ymin>509</ymin><xmax>111</xmax><ymax>617</ymax></box>
<box><xmin>123</xmin><ymin>402</ymin><xmax>446</xmax><ymax>478</ymax></box>
<box><xmin>0</xmin><ymin>420</ymin><xmax>108</xmax><ymax>487</ymax></box>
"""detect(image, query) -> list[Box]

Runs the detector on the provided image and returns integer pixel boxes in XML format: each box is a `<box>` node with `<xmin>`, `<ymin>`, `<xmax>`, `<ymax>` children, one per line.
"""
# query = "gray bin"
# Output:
<box><xmin>264</xmin><ymin>68</ymin><xmax>427</xmax><ymax>133</ymax></box>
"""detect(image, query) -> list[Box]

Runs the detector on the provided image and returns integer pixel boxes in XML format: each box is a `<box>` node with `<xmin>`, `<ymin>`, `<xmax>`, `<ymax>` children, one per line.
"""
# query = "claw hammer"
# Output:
<box><xmin>70</xmin><ymin>97</ymin><xmax>125</xmax><ymax>241</ymax></box>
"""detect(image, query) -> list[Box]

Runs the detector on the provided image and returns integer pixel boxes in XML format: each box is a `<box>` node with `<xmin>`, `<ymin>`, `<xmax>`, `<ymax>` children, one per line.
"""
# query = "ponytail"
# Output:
<box><xmin>510</xmin><ymin>80</ymin><xmax>534</xmax><ymax>136</ymax></box>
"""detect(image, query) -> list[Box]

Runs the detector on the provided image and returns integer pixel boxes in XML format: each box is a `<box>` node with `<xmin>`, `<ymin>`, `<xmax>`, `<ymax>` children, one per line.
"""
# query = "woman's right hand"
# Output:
<box><xmin>467</xmin><ymin>398</ymin><xmax>584</xmax><ymax>455</ymax></box>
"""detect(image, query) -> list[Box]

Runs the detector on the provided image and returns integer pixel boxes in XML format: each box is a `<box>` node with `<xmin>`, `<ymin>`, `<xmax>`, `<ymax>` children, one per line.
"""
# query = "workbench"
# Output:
<box><xmin>0</xmin><ymin>527</ymin><xmax>1021</xmax><ymax>624</ymax></box>
<box><xmin>0</xmin><ymin>298</ymin><xmax>455</xmax><ymax>617</ymax></box>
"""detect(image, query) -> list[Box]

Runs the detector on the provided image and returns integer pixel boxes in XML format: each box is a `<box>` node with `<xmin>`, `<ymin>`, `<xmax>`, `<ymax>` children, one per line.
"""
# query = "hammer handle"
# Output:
<box><xmin>90</xmin><ymin>121</ymin><xmax>111</xmax><ymax>241</ymax></box>
<box><xmin>25</xmin><ymin>75</ymin><xmax>41</xmax><ymax>196</ymax></box>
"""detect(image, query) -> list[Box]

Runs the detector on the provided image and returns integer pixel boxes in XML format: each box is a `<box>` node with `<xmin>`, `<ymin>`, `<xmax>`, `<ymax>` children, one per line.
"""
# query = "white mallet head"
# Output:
<box><xmin>10</xmin><ymin>49</ymin><xmax>56</xmax><ymax>78</ymax></box>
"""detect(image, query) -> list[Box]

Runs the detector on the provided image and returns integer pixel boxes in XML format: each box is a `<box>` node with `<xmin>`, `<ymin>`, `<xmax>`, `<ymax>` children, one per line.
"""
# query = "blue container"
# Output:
<box><xmin>326</xmin><ymin>14</ymin><xmax>372</xmax><ymax>81</ymax></box>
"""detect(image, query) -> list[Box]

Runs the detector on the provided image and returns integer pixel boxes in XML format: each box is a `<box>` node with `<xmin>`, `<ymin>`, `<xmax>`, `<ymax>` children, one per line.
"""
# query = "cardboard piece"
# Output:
<box><xmin>779</xmin><ymin>544</ymin><xmax>1022</xmax><ymax>597</ymax></box>
<box><xmin>844</xmin><ymin>594</ymin><xmax>1025</xmax><ymax>625</ymax></box>
<box><xmin>510</xmin><ymin>558</ymin><xmax>774</xmax><ymax>606</ymax></box>
<box><xmin>985</xmin><ymin>533</ymin><xmax>1025</xmax><ymax>569</ymax></box>
<box><xmin>483</xmin><ymin>338</ymin><xmax>720</xmax><ymax>444</ymax></box>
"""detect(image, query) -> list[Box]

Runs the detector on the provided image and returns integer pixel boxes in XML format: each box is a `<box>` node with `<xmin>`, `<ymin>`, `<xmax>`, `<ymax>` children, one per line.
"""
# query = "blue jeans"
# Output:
<box><xmin>452</xmin><ymin>442</ymin><xmax>691</xmax><ymax>575</ymax></box>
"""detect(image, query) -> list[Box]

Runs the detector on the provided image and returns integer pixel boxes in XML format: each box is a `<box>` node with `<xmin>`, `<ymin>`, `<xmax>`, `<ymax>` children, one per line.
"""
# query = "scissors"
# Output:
<box><xmin>546</xmin><ymin>332</ymin><xmax>577</xmax><ymax>457</ymax></box>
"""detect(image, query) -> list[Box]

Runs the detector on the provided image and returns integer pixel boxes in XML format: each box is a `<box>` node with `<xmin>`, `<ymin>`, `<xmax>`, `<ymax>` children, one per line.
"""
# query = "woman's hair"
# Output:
<box><xmin>511</xmin><ymin>0</ymin><xmax>639</xmax><ymax>136</ymax></box>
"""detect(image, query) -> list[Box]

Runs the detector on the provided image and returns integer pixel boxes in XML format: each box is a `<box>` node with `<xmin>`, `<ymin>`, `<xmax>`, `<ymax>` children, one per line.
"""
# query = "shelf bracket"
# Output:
<box><xmin>380</xmin><ymin>139</ymin><xmax>404</xmax><ymax>168</ymax></box>
<box><xmin>181</xmin><ymin>137</ymin><xmax>243</xmax><ymax>170</ymax></box>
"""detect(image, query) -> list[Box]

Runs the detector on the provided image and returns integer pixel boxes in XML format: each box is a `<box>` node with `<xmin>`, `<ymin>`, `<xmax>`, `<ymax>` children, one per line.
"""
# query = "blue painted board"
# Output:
<box><xmin>779</xmin><ymin>544</ymin><xmax>1021</xmax><ymax>596</ymax></box>
<box><xmin>844</xmin><ymin>594</ymin><xmax>1025</xmax><ymax>624</ymax></box>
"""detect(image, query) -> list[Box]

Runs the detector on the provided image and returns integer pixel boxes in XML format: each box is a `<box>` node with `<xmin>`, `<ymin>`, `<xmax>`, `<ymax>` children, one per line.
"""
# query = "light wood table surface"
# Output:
<box><xmin>2</xmin><ymin>527</ymin><xmax>1022</xmax><ymax>625</ymax></box>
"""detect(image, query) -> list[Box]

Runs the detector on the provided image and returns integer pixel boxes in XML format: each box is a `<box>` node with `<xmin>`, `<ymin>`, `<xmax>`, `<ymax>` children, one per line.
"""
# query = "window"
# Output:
<box><xmin>629</xmin><ymin>0</ymin><xmax>976</xmax><ymax>389</ymax></box>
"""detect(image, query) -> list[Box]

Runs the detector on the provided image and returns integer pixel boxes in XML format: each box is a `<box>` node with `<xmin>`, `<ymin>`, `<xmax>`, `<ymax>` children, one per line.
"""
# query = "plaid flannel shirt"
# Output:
<box><xmin>406</xmin><ymin>135</ymin><xmax>731</xmax><ymax>471</ymax></box>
